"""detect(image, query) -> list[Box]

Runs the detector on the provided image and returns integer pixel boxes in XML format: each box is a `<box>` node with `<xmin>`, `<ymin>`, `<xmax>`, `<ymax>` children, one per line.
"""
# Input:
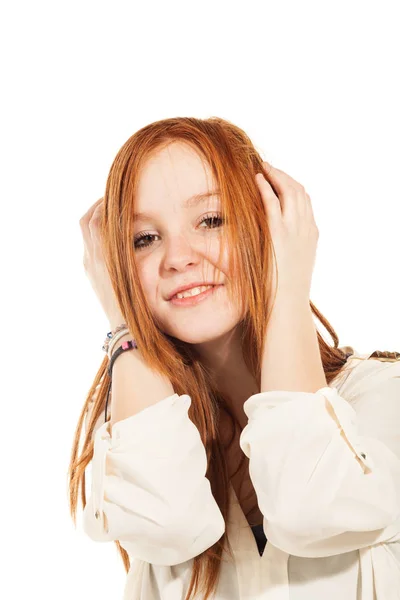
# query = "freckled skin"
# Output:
<box><xmin>133</xmin><ymin>141</ymin><xmax>243</xmax><ymax>346</ymax></box>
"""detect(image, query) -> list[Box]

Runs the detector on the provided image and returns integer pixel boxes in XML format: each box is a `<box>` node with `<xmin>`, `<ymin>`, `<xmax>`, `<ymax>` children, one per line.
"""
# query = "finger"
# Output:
<box><xmin>306</xmin><ymin>193</ymin><xmax>318</xmax><ymax>228</ymax></box>
<box><xmin>255</xmin><ymin>172</ymin><xmax>282</xmax><ymax>222</ymax></box>
<box><xmin>263</xmin><ymin>162</ymin><xmax>309</xmax><ymax>221</ymax></box>
<box><xmin>88</xmin><ymin>203</ymin><xmax>105</xmax><ymax>243</ymax></box>
<box><xmin>261</xmin><ymin>161</ymin><xmax>296</xmax><ymax>219</ymax></box>
<box><xmin>80</xmin><ymin>198</ymin><xmax>104</xmax><ymax>245</ymax></box>
<box><xmin>90</xmin><ymin>201</ymin><xmax>104</xmax><ymax>224</ymax></box>
<box><xmin>79</xmin><ymin>197</ymin><xmax>104</xmax><ymax>228</ymax></box>
<box><xmin>262</xmin><ymin>161</ymin><xmax>304</xmax><ymax>193</ymax></box>
<box><xmin>79</xmin><ymin>198</ymin><xmax>104</xmax><ymax>237</ymax></box>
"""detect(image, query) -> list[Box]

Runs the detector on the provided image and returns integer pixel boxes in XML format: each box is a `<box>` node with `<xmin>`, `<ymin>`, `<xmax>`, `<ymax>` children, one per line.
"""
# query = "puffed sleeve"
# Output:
<box><xmin>83</xmin><ymin>393</ymin><xmax>225</xmax><ymax>566</ymax></box>
<box><xmin>239</xmin><ymin>361</ymin><xmax>400</xmax><ymax>557</ymax></box>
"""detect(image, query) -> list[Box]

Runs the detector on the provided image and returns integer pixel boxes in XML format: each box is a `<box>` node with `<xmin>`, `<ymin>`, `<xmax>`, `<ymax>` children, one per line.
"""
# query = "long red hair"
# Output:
<box><xmin>68</xmin><ymin>116</ymin><xmax>349</xmax><ymax>600</ymax></box>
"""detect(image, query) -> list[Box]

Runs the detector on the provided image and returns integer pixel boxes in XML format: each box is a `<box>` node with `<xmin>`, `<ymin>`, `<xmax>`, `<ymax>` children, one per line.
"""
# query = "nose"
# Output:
<box><xmin>162</xmin><ymin>233</ymin><xmax>201</xmax><ymax>271</ymax></box>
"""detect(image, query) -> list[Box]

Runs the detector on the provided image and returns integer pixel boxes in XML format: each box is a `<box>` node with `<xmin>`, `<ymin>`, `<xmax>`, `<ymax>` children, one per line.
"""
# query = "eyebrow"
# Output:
<box><xmin>133</xmin><ymin>190</ymin><xmax>221</xmax><ymax>221</ymax></box>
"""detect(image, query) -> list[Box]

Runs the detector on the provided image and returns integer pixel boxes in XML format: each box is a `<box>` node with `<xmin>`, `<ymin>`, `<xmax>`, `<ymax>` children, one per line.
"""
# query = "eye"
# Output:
<box><xmin>133</xmin><ymin>213</ymin><xmax>225</xmax><ymax>251</ymax></box>
<box><xmin>198</xmin><ymin>212</ymin><xmax>225</xmax><ymax>229</ymax></box>
<box><xmin>133</xmin><ymin>231</ymin><xmax>160</xmax><ymax>251</ymax></box>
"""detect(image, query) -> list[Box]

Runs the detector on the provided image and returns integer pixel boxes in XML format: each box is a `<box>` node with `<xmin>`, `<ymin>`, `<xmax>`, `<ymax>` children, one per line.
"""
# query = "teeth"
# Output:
<box><xmin>175</xmin><ymin>285</ymin><xmax>214</xmax><ymax>299</ymax></box>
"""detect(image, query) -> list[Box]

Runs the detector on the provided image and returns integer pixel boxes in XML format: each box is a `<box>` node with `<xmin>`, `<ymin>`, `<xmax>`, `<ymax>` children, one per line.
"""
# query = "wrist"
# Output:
<box><xmin>109</xmin><ymin>329</ymin><xmax>132</xmax><ymax>347</ymax></box>
<box><xmin>108</xmin><ymin>315</ymin><xmax>127</xmax><ymax>331</ymax></box>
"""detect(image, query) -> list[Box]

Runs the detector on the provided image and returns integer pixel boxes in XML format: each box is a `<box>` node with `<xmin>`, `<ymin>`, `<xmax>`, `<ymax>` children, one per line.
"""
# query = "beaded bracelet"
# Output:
<box><xmin>102</xmin><ymin>323</ymin><xmax>128</xmax><ymax>353</ymax></box>
<box><xmin>107</xmin><ymin>329</ymin><xmax>130</xmax><ymax>358</ymax></box>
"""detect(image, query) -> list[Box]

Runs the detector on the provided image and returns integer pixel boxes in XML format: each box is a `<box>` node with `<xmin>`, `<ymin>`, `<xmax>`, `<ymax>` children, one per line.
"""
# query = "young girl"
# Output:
<box><xmin>69</xmin><ymin>117</ymin><xmax>400</xmax><ymax>599</ymax></box>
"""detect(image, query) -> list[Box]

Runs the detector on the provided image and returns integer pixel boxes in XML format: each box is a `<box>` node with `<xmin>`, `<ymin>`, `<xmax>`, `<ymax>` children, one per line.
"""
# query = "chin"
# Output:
<box><xmin>161</xmin><ymin>317</ymin><xmax>241</xmax><ymax>346</ymax></box>
<box><xmin>155</xmin><ymin>299</ymin><xmax>243</xmax><ymax>345</ymax></box>
<box><xmin>173</xmin><ymin>330</ymin><xmax>227</xmax><ymax>345</ymax></box>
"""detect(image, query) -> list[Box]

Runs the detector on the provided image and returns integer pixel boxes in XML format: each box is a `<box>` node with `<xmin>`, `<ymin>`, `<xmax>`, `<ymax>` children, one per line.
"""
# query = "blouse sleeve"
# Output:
<box><xmin>239</xmin><ymin>360</ymin><xmax>400</xmax><ymax>557</ymax></box>
<box><xmin>83</xmin><ymin>393</ymin><xmax>225</xmax><ymax>566</ymax></box>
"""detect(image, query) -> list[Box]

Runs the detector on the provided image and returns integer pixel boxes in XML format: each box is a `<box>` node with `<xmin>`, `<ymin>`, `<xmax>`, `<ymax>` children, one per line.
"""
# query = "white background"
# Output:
<box><xmin>1</xmin><ymin>1</ymin><xmax>399</xmax><ymax>598</ymax></box>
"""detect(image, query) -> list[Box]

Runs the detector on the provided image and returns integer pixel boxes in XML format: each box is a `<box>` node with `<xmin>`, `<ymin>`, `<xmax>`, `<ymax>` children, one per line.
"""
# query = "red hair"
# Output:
<box><xmin>68</xmin><ymin>116</ymin><xmax>349</xmax><ymax>599</ymax></box>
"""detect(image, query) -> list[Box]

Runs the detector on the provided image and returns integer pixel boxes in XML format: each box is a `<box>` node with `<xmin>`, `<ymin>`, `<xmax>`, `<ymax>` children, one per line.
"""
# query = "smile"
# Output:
<box><xmin>169</xmin><ymin>284</ymin><xmax>223</xmax><ymax>307</ymax></box>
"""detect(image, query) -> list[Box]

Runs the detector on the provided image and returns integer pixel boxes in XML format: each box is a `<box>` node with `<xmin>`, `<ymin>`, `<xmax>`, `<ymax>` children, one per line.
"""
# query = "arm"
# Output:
<box><xmin>83</xmin><ymin>335</ymin><xmax>225</xmax><ymax>565</ymax></box>
<box><xmin>246</xmin><ymin>160</ymin><xmax>400</xmax><ymax>556</ymax></box>
<box><xmin>260</xmin><ymin>296</ymin><xmax>327</xmax><ymax>394</ymax></box>
<box><xmin>109</xmin><ymin>331</ymin><xmax>176</xmax><ymax>427</ymax></box>
<box><xmin>240</xmin><ymin>360</ymin><xmax>400</xmax><ymax>557</ymax></box>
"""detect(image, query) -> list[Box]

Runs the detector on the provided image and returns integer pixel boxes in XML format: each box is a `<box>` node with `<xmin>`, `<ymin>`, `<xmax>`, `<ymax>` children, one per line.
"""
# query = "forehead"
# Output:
<box><xmin>134</xmin><ymin>142</ymin><xmax>218</xmax><ymax>217</ymax></box>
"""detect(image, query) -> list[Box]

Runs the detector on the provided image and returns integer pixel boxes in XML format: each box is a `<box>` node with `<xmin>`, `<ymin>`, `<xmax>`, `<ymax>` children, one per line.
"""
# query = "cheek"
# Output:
<box><xmin>136</xmin><ymin>263</ymin><xmax>157</xmax><ymax>302</ymax></box>
<box><xmin>209</xmin><ymin>243</ymin><xmax>231</xmax><ymax>277</ymax></box>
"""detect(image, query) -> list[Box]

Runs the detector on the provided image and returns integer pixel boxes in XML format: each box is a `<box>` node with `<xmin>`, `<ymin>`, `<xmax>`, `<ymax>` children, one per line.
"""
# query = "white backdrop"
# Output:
<box><xmin>1</xmin><ymin>1</ymin><xmax>399</xmax><ymax>598</ymax></box>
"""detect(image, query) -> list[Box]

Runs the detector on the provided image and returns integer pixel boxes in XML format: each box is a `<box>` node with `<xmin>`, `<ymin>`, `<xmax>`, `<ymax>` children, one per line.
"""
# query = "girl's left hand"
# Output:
<box><xmin>255</xmin><ymin>161</ymin><xmax>319</xmax><ymax>304</ymax></box>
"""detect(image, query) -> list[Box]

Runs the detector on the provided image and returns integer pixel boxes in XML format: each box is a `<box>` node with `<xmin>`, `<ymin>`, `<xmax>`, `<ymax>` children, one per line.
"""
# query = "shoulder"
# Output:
<box><xmin>332</xmin><ymin>346</ymin><xmax>400</xmax><ymax>402</ymax></box>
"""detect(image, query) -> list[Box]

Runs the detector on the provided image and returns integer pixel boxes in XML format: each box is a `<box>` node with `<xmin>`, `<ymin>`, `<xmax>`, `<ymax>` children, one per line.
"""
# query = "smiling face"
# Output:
<box><xmin>132</xmin><ymin>141</ymin><xmax>244</xmax><ymax>345</ymax></box>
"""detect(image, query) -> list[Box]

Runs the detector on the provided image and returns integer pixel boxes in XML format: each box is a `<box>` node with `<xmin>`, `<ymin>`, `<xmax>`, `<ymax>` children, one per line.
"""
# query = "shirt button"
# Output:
<box><xmin>361</xmin><ymin>453</ymin><xmax>366</xmax><ymax>459</ymax></box>
<box><xmin>95</xmin><ymin>510</ymin><xmax>100</xmax><ymax>519</ymax></box>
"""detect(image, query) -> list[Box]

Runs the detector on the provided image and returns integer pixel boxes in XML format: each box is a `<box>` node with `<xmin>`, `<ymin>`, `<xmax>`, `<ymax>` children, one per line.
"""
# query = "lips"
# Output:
<box><xmin>167</xmin><ymin>282</ymin><xmax>222</xmax><ymax>301</ymax></box>
<box><xmin>171</xmin><ymin>284</ymin><xmax>215</xmax><ymax>300</ymax></box>
<box><xmin>169</xmin><ymin>284</ymin><xmax>223</xmax><ymax>306</ymax></box>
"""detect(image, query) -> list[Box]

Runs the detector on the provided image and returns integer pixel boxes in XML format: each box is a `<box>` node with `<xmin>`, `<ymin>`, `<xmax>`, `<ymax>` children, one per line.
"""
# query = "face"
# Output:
<box><xmin>132</xmin><ymin>141</ymin><xmax>243</xmax><ymax>345</ymax></box>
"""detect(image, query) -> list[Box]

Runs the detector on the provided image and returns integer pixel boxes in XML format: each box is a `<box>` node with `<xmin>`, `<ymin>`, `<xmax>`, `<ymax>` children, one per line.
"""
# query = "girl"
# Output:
<box><xmin>69</xmin><ymin>117</ymin><xmax>400</xmax><ymax>599</ymax></box>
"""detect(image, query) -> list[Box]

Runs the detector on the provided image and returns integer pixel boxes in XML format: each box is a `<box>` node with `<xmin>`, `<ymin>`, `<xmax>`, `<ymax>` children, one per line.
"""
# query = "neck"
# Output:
<box><xmin>194</xmin><ymin>323</ymin><xmax>259</xmax><ymax>429</ymax></box>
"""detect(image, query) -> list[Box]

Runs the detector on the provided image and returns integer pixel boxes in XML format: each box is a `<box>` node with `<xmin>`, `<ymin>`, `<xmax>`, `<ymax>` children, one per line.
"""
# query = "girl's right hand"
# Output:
<box><xmin>79</xmin><ymin>197</ymin><xmax>125</xmax><ymax>328</ymax></box>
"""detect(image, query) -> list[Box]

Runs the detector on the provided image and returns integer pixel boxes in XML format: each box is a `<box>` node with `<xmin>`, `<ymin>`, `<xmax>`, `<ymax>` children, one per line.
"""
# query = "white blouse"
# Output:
<box><xmin>82</xmin><ymin>347</ymin><xmax>400</xmax><ymax>599</ymax></box>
